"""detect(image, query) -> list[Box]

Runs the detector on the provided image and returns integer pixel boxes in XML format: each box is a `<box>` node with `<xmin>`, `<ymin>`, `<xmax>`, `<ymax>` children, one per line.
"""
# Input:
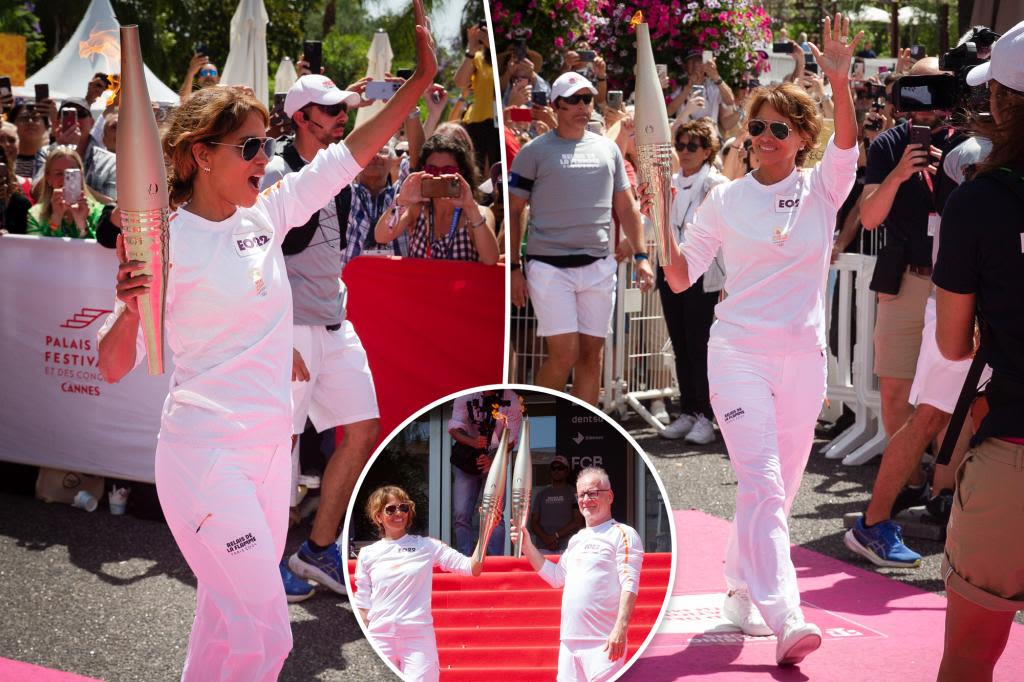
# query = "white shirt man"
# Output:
<box><xmin>513</xmin><ymin>466</ymin><xmax>643</xmax><ymax>681</ymax></box>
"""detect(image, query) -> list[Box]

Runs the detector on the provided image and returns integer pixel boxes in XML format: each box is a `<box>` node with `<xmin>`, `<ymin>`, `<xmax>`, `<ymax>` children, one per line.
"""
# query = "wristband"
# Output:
<box><xmin>510</xmin><ymin>262</ymin><xmax>521</xmax><ymax>271</ymax></box>
<box><xmin>464</xmin><ymin>51</ymin><xmax>475</xmax><ymax>60</ymax></box>
<box><xmin>468</xmin><ymin>214</ymin><xmax>487</xmax><ymax>229</ymax></box>
<box><xmin>596</xmin><ymin>76</ymin><xmax>607</xmax><ymax>81</ymax></box>
<box><xmin>633</xmin><ymin>252</ymin><xmax>649</xmax><ymax>261</ymax></box>
<box><xmin>713</xmin><ymin>78</ymin><xmax>723</xmax><ymax>85</ymax></box>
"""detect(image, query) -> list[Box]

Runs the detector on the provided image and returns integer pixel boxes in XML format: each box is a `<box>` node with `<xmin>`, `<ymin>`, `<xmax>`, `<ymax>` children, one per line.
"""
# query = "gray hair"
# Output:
<box><xmin>576</xmin><ymin>466</ymin><xmax>611</xmax><ymax>489</ymax></box>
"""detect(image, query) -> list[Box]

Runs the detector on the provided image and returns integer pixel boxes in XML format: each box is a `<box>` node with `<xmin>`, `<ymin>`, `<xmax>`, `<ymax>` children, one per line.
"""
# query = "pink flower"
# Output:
<box><xmin>554</xmin><ymin>36</ymin><xmax>564</xmax><ymax>48</ymax></box>
<box><xmin>711</xmin><ymin>41</ymin><xmax>719</xmax><ymax>50</ymax></box>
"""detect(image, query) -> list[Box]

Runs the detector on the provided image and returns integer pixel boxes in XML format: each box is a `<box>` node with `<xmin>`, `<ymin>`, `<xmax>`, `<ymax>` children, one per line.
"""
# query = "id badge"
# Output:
<box><xmin>927</xmin><ymin>212</ymin><xmax>940</xmax><ymax>237</ymax></box>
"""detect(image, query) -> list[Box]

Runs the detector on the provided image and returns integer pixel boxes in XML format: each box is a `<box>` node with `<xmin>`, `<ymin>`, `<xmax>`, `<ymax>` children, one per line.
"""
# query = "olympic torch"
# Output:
<box><xmin>118</xmin><ymin>25</ymin><xmax>169</xmax><ymax>374</ymax></box>
<box><xmin>632</xmin><ymin>13</ymin><xmax>674</xmax><ymax>266</ymax></box>
<box><xmin>472</xmin><ymin>427</ymin><xmax>509</xmax><ymax>564</ymax></box>
<box><xmin>510</xmin><ymin>418</ymin><xmax>532</xmax><ymax>559</ymax></box>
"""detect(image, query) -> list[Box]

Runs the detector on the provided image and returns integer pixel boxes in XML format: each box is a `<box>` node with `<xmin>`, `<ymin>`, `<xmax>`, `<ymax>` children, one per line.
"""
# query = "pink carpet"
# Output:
<box><xmin>0</xmin><ymin>658</ymin><xmax>100</xmax><ymax>681</ymax></box>
<box><xmin>632</xmin><ymin>510</ymin><xmax>1024</xmax><ymax>680</ymax></box>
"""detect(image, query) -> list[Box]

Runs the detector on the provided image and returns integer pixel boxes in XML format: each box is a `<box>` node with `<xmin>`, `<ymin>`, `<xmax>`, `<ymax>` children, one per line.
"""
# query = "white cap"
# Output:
<box><xmin>966</xmin><ymin>20</ymin><xmax>1024</xmax><ymax>91</ymax></box>
<box><xmin>284</xmin><ymin>75</ymin><xmax>361</xmax><ymax>117</ymax></box>
<box><xmin>550</xmin><ymin>72</ymin><xmax>597</xmax><ymax>102</ymax></box>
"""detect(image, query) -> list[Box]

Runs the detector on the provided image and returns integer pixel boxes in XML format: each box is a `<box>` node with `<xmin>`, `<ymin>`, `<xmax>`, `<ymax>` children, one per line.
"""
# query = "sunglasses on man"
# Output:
<box><xmin>560</xmin><ymin>93</ymin><xmax>593</xmax><ymax>106</ymax></box>
<box><xmin>314</xmin><ymin>101</ymin><xmax>348</xmax><ymax>117</ymax></box>
<box><xmin>747</xmin><ymin>119</ymin><xmax>791</xmax><ymax>141</ymax></box>
<box><xmin>209</xmin><ymin>136</ymin><xmax>276</xmax><ymax>161</ymax></box>
<box><xmin>198</xmin><ymin>68</ymin><xmax>218</xmax><ymax>78</ymax></box>
<box><xmin>675</xmin><ymin>140</ymin><xmax>707</xmax><ymax>152</ymax></box>
<box><xmin>384</xmin><ymin>503</ymin><xmax>411</xmax><ymax>516</ymax></box>
<box><xmin>550</xmin><ymin>463</ymin><xmax>568</xmax><ymax>471</ymax></box>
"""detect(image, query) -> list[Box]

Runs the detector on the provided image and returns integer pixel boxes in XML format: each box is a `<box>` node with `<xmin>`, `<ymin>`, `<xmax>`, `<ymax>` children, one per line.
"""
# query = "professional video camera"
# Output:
<box><xmin>892</xmin><ymin>26</ymin><xmax>1000</xmax><ymax>114</ymax></box>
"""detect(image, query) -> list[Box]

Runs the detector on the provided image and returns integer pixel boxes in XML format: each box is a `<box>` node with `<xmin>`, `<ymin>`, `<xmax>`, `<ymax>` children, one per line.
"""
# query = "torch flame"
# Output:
<box><xmin>630</xmin><ymin>11</ymin><xmax>644</xmax><ymax>28</ymax></box>
<box><xmin>79</xmin><ymin>26</ymin><xmax>121</xmax><ymax>76</ymax></box>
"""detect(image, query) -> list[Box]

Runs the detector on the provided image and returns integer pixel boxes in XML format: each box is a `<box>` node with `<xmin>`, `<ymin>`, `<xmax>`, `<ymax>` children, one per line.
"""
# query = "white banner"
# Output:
<box><xmin>0</xmin><ymin>235</ymin><xmax>170</xmax><ymax>482</ymax></box>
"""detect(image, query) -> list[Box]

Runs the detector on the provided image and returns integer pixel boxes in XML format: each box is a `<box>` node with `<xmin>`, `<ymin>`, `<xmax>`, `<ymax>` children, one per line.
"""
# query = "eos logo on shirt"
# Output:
<box><xmin>775</xmin><ymin>194</ymin><xmax>801</xmax><ymax>212</ymax></box>
<box><xmin>398</xmin><ymin>546</ymin><xmax>418</xmax><ymax>553</ymax></box>
<box><xmin>233</xmin><ymin>228</ymin><xmax>273</xmax><ymax>257</ymax></box>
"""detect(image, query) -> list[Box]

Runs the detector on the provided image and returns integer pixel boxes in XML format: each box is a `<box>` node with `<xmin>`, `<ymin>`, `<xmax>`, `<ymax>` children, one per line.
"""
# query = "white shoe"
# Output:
<box><xmin>684</xmin><ymin>414</ymin><xmax>716</xmax><ymax>444</ymax></box>
<box><xmin>651</xmin><ymin>399</ymin><xmax>670</xmax><ymax>425</ymax></box>
<box><xmin>660</xmin><ymin>413</ymin><xmax>696</xmax><ymax>440</ymax></box>
<box><xmin>775</xmin><ymin>612</ymin><xmax>822</xmax><ymax>666</ymax></box>
<box><xmin>722</xmin><ymin>589</ymin><xmax>772</xmax><ymax>637</ymax></box>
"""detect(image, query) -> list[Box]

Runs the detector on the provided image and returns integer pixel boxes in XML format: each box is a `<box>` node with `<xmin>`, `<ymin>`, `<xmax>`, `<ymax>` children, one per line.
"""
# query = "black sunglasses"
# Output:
<box><xmin>550</xmin><ymin>463</ymin><xmax>568</xmax><ymax>471</ymax></box>
<box><xmin>209</xmin><ymin>136</ymin><xmax>276</xmax><ymax>161</ymax></box>
<box><xmin>384</xmin><ymin>503</ymin><xmax>410</xmax><ymax>516</ymax></box>
<box><xmin>315</xmin><ymin>101</ymin><xmax>348</xmax><ymax>116</ymax></box>
<box><xmin>560</xmin><ymin>93</ymin><xmax>593</xmax><ymax>106</ymax></box>
<box><xmin>675</xmin><ymin>140</ymin><xmax>707</xmax><ymax>152</ymax></box>
<box><xmin>747</xmin><ymin>119</ymin><xmax>791</xmax><ymax>140</ymax></box>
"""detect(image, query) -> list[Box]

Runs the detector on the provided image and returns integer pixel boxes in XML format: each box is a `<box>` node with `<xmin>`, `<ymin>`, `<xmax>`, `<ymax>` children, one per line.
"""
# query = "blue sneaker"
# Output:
<box><xmin>279</xmin><ymin>564</ymin><xmax>315</xmax><ymax>603</ymax></box>
<box><xmin>844</xmin><ymin>517</ymin><xmax>922</xmax><ymax>568</ymax></box>
<box><xmin>288</xmin><ymin>541</ymin><xmax>345</xmax><ymax>594</ymax></box>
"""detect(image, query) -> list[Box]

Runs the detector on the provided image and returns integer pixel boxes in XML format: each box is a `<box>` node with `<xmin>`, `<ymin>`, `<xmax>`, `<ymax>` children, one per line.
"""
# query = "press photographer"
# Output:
<box><xmin>932</xmin><ymin>19</ymin><xmax>1024</xmax><ymax>681</ymax></box>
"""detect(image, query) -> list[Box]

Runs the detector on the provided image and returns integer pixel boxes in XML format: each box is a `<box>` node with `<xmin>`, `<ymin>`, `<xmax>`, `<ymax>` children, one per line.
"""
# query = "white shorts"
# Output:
<box><xmin>526</xmin><ymin>256</ymin><xmax>616</xmax><ymax>338</ymax></box>
<box><xmin>557</xmin><ymin>639</ymin><xmax>625</xmax><ymax>682</ymax></box>
<box><xmin>908</xmin><ymin>317</ymin><xmax>991</xmax><ymax>414</ymax></box>
<box><xmin>291</xmin><ymin>321</ymin><xmax>379</xmax><ymax>434</ymax></box>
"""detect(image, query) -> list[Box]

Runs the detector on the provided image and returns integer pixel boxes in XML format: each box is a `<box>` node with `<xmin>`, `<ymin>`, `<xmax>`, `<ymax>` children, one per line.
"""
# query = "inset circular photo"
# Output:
<box><xmin>343</xmin><ymin>385</ymin><xmax>676</xmax><ymax>681</ymax></box>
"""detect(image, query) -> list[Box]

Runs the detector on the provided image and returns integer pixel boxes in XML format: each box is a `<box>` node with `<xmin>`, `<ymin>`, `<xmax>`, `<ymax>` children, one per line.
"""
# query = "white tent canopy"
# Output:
<box><xmin>25</xmin><ymin>0</ymin><xmax>179</xmax><ymax>104</ymax></box>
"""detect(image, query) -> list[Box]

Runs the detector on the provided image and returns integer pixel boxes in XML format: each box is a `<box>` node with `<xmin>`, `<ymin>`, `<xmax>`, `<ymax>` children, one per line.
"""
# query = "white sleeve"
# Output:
<box><xmin>257</xmin><ymin>141</ymin><xmax>363</xmax><ymax>244</ymax></box>
<box><xmin>448</xmin><ymin>395</ymin><xmax>472</xmax><ymax>433</ymax></box>
<box><xmin>538</xmin><ymin>557</ymin><xmax>567</xmax><ymax>589</ymax></box>
<box><xmin>431</xmin><ymin>538</ymin><xmax>474</xmax><ymax>576</ymax></box>
<box><xmin>811</xmin><ymin>135</ymin><xmax>860</xmax><ymax>208</ymax></box>
<box><xmin>352</xmin><ymin>546</ymin><xmax>373</xmax><ymax>611</ymax></box>
<box><xmin>616</xmin><ymin>525</ymin><xmax>644</xmax><ymax>595</ymax></box>
<box><xmin>96</xmin><ymin>299</ymin><xmax>146</xmax><ymax>370</ymax></box>
<box><xmin>681</xmin><ymin>185</ymin><xmax>725</xmax><ymax>282</ymax></box>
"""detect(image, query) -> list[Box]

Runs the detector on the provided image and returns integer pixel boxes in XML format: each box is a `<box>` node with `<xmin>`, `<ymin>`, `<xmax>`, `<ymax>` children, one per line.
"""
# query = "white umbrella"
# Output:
<box><xmin>847</xmin><ymin>7</ymin><xmax>891</xmax><ymax>24</ymax></box>
<box><xmin>898</xmin><ymin>6</ymin><xmax>935</xmax><ymax>25</ymax></box>
<box><xmin>274</xmin><ymin>56</ymin><xmax>298</xmax><ymax>94</ymax></box>
<box><xmin>220</xmin><ymin>0</ymin><xmax>269</xmax><ymax>104</ymax></box>
<box><xmin>353</xmin><ymin>28</ymin><xmax>393</xmax><ymax>129</ymax></box>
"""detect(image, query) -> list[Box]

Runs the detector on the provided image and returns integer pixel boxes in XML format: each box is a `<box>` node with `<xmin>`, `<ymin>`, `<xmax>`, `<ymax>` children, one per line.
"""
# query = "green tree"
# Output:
<box><xmin>0</xmin><ymin>2</ymin><xmax>47</xmax><ymax>75</ymax></box>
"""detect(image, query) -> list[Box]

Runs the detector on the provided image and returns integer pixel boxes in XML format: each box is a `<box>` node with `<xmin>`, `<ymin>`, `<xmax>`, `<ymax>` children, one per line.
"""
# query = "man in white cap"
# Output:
<box><xmin>260</xmin><ymin>74</ymin><xmax>390</xmax><ymax>600</ymax></box>
<box><xmin>513</xmin><ymin>466</ymin><xmax>644</xmax><ymax>681</ymax></box>
<box><xmin>508</xmin><ymin>72</ymin><xmax>654</xmax><ymax>405</ymax></box>
<box><xmin>934</xmin><ymin>18</ymin><xmax>1024</xmax><ymax>680</ymax></box>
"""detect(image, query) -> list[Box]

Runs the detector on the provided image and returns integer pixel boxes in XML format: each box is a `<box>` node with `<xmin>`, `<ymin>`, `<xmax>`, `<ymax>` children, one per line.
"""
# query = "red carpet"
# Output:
<box><xmin>349</xmin><ymin>552</ymin><xmax>672</xmax><ymax>680</ymax></box>
<box><xmin>632</xmin><ymin>510</ymin><xmax>1024</xmax><ymax>680</ymax></box>
<box><xmin>0</xmin><ymin>658</ymin><xmax>100</xmax><ymax>681</ymax></box>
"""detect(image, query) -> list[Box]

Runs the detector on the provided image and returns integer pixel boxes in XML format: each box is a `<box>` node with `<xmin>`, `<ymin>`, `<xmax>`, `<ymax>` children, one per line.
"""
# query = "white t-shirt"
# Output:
<box><xmin>353</xmin><ymin>534</ymin><xmax>474</xmax><ymax>634</ymax></box>
<box><xmin>682</xmin><ymin>136</ymin><xmax>858</xmax><ymax>354</ymax></box>
<box><xmin>98</xmin><ymin>142</ymin><xmax>362</xmax><ymax>447</ymax></box>
<box><xmin>538</xmin><ymin>518</ymin><xmax>643</xmax><ymax>643</ymax></box>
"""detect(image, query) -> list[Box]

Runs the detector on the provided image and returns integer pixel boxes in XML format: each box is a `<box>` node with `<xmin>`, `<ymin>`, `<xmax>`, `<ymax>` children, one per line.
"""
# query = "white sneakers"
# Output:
<box><xmin>685</xmin><ymin>414</ymin><xmax>716</xmax><ymax>444</ymax></box>
<box><xmin>722</xmin><ymin>589</ymin><xmax>772</xmax><ymax>637</ymax></box>
<box><xmin>659</xmin><ymin>413</ymin><xmax>696</xmax><ymax>439</ymax></box>
<box><xmin>775</xmin><ymin>612</ymin><xmax>822</xmax><ymax>666</ymax></box>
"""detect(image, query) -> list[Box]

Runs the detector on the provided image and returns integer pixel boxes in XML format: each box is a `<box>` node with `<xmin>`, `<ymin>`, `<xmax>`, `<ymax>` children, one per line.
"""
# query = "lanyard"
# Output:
<box><xmin>427</xmin><ymin>205</ymin><xmax>462</xmax><ymax>259</ymax></box>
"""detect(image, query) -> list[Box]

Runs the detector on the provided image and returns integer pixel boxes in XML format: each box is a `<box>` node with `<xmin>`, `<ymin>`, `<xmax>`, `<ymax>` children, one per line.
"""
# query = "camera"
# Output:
<box><xmin>892</xmin><ymin>26</ymin><xmax>1000</xmax><ymax>115</ymax></box>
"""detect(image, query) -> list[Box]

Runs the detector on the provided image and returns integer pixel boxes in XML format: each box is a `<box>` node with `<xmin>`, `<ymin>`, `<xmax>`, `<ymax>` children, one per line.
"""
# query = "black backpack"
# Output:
<box><xmin>278</xmin><ymin>141</ymin><xmax>352</xmax><ymax>255</ymax></box>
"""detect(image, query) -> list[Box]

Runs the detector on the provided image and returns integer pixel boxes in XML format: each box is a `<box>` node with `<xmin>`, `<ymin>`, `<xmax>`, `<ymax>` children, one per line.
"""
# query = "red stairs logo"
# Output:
<box><xmin>60</xmin><ymin>308</ymin><xmax>113</xmax><ymax>330</ymax></box>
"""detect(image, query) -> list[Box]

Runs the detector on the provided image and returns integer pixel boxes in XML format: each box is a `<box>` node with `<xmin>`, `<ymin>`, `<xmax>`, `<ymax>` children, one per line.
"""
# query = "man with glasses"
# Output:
<box><xmin>514</xmin><ymin>466</ymin><xmax>643</xmax><ymax>682</ymax></box>
<box><xmin>180</xmin><ymin>52</ymin><xmax>221</xmax><ymax>102</ymax></box>
<box><xmin>260</xmin><ymin>74</ymin><xmax>384</xmax><ymax>600</ymax></box>
<box><xmin>529</xmin><ymin>455</ymin><xmax>584</xmax><ymax>554</ymax></box>
<box><xmin>509</xmin><ymin>72</ymin><xmax>654</xmax><ymax>405</ymax></box>
<box><xmin>34</xmin><ymin>97</ymin><xmax>117</xmax><ymax>201</ymax></box>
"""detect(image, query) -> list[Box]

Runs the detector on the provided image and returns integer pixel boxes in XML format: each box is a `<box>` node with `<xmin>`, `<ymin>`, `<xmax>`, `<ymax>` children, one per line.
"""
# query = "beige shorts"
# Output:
<box><xmin>873</xmin><ymin>271</ymin><xmax>932</xmax><ymax>380</ymax></box>
<box><xmin>943</xmin><ymin>438</ymin><xmax>1024</xmax><ymax>612</ymax></box>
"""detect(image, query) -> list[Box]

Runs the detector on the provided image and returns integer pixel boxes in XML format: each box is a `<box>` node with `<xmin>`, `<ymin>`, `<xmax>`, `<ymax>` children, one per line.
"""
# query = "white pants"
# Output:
<box><xmin>557</xmin><ymin>639</ymin><xmax>624</xmax><ymax>682</ymax></box>
<box><xmin>155</xmin><ymin>440</ymin><xmax>293</xmax><ymax>682</ymax></box>
<box><xmin>708</xmin><ymin>347</ymin><xmax>826</xmax><ymax>634</ymax></box>
<box><xmin>372</xmin><ymin>626</ymin><xmax>440</xmax><ymax>682</ymax></box>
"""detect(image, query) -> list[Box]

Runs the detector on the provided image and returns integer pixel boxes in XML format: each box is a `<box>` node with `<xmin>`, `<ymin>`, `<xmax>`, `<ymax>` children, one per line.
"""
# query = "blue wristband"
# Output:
<box><xmin>633</xmin><ymin>252</ymin><xmax>649</xmax><ymax>261</ymax></box>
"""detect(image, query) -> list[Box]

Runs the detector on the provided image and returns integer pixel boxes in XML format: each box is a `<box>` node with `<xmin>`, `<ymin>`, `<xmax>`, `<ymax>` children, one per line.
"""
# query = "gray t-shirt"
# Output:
<box><xmin>531</xmin><ymin>484</ymin><xmax>577</xmax><ymax>551</ymax></box>
<box><xmin>509</xmin><ymin>130</ymin><xmax>629</xmax><ymax>258</ymax></box>
<box><xmin>262</xmin><ymin>153</ymin><xmax>347</xmax><ymax>326</ymax></box>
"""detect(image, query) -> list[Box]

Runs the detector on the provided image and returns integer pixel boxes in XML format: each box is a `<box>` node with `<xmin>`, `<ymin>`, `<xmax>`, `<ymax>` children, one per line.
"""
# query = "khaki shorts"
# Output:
<box><xmin>943</xmin><ymin>438</ymin><xmax>1024</xmax><ymax>612</ymax></box>
<box><xmin>873</xmin><ymin>271</ymin><xmax>932</xmax><ymax>379</ymax></box>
